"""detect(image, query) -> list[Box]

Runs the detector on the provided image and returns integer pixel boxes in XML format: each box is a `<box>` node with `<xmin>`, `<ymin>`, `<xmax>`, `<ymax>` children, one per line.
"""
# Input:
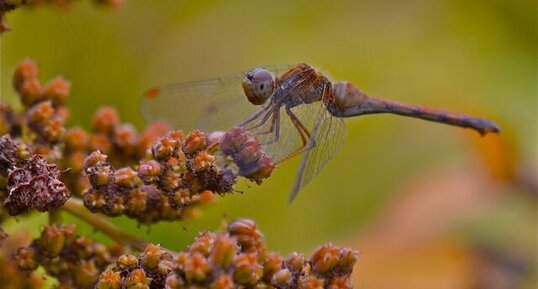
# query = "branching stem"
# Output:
<box><xmin>62</xmin><ymin>198</ymin><xmax>148</xmax><ymax>251</ymax></box>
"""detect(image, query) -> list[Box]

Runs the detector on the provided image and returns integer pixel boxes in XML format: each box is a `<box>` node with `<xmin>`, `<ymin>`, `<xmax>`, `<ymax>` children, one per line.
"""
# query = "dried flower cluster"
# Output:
<box><xmin>220</xmin><ymin>127</ymin><xmax>275</xmax><ymax>183</ymax></box>
<box><xmin>1</xmin><ymin>59</ymin><xmax>273</xmax><ymax>223</ymax></box>
<box><xmin>0</xmin><ymin>0</ymin><xmax>124</xmax><ymax>33</ymax></box>
<box><xmin>1</xmin><ymin>59</ymin><xmax>360</xmax><ymax>288</ymax></box>
<box><xmin>62</xmin><ymin>107</ymin><xmax>171</xmax><ymax>196</ymax></box>
<box><xmin>0</xmin><ymin>135</ymin><xmax>69</xmax><ymax>216</ymax></box>
<box><xmin>10</xmin><ymin>58</ymin><xmax>69</xmax><ymax>147</ymax></box>
<box><xmin>14</xmin><ymin>224</ymin><xmax>122</xmax><ymax>289</ymax></box>
<box><xmin>95</xmin><ymin>219</ymin><xmax>358</xmax><ymax>289</ymax></box>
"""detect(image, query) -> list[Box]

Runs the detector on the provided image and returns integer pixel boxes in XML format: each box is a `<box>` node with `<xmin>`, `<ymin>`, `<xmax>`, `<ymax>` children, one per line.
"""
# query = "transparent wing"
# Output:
<box><xmin>140</xmin><ymin>65</ymin><xmax>291</xmax><ymax>132</ymax></box>
<box><xmin>288</xmin><ymin>104</ymin><xmax>346</xmax><ymax>203</ymax></box>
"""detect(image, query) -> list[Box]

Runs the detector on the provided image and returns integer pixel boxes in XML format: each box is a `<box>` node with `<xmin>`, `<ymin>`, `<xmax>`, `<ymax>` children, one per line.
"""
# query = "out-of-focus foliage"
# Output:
<box><xmin>1</xmin><ymin>0</ymin><xmax>535</xmax><ymax>288</ymax></box>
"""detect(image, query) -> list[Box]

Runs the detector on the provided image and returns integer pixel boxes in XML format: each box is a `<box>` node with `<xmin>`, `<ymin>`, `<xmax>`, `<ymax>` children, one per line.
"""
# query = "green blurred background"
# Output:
<box><xmin>1</xmin><ymin>0</ymin><xmax>536</xmax><ymax>288</ymax></box>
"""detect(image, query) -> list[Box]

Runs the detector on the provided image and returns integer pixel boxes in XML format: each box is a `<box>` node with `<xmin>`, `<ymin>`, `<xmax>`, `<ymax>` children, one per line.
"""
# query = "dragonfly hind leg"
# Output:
<box><xmin>276</xmin><ymin>108</ymin><xmax>315</xmax><ymax>164</ymax></box>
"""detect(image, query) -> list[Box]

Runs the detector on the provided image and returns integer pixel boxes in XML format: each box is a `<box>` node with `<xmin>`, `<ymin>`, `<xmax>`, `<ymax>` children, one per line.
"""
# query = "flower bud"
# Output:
<box><xmin>141</xmin><ymin>244</ymin><xmax>166</xmax><ymax>270</ymax></box>
<box><xmin>189</xmin><ymin>232</ymin><xmax>214</xmax><ymax>256</ymax></box>
<box><xmin>210</xmin><ymin>274</ymin><xmax>235</xmax><ymax>289</ymax></box>
<box><xmin>152</xmin><ymin>136</ymin><xmax>178</xmax><ymax>161</ymax></box>
<box><xmin>92</xmin><ymin>107</ymin><xmax>120</xmax><ymax>133</ymax></box>
<box><xmin>13</xmin><ymin>59</ymin><xmax>38</xmax><ymax>90</ymax></box>
<box><xmin>96</xmin><ymin>270</ymin><xmax>122</xmax><ymax>289</ymax></box>
<box><xmin>64</xmin><ymin>127</ymin><xmax>88</xmax><ymax>151</ymax></box>
<box><xmin>117</xmin><ymin>254</ymin><xmax>139</xmax><ymax>271</ymax></box>
<box><xmin>271</xmin><ymin>269</ymin><xmax>293</xmax><ymax>287</ymax></box>
<box><xmin>263</xmin><ymin>252</ymin><xmax>283</xmax><ymax>282</ymax></box>
<box><xmin>43</xmin><ymin>76</ymin><xmax>70</xmax><ymax>106</ymax></box>
<box><xmin>138</xmin><ymin>160</ymin><xmax>161</xmax><ymax>182</ymax></box>
<box><xmin>182</xmin><ymin>130</ymin><xmax>206</xmax><ymax>155</ymax></box>
<box><xmin>124</xmin><ymin>269</ymin><xmax>151</xmax><ymax>289</ymax></box>
<box><xmin>184</xmin><ymin>253</ymin><xmax>210</xmax><ymax>282</ymax></box>
<box><xmin>233</xmin><ymin>253</ymin><xmax>263</xmax><ymax>285</ymax></box>
<box><xmin>209</xmin><ymin>234</ymin><xmax>236</xmax><ymax>267</ymax></box>
<box><xmin>113</xmin><ymin>167</ymin><xmax>141</xmax><ymax>188</ymax></box>
<box><xmin>191</xmin><ymin>151</ymin><xmax>215</xmax><ymax>172</ymax></box>
<box><xmin>284</xmin><ymin>252</ymin><xmax>305</xmax><ymax>273</ymax></box>
<box><xmin>19</xmin><ymin>78</ymin><xmax>44</xmax><ymax>106</ymax></box>
<box><xmin>310</xmin><ymin>244</ymin><xmax>339</xmax><ymax>274</ymax></box>
<box><xmin>38</xmin><ymin>225</ymin><xmax>66</xmax><ymax>257</ymax></box>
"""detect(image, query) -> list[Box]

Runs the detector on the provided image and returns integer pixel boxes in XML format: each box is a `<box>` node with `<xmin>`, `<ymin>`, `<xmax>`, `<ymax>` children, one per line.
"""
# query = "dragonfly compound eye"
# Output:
<box><xmin>242</xmin><ymin>68</ymin><xmax>275</xmax><ymax>105</ymax></box>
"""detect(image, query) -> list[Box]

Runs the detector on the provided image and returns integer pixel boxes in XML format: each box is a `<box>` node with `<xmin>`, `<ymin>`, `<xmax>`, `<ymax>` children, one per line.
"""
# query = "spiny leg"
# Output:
<box><xmin>238</xmin><ymin>98</ymin><xmax>275</xmax><ymax>128</ymax></box>
<box><xmin>276</xmin><ymin>108</ymin><xmax>313</xmax><ymax>164</ymax></box>
<box><xmin>260</xmin><ymin>109</ymin><xmax>282</xmax><ymax>145</ymax></box>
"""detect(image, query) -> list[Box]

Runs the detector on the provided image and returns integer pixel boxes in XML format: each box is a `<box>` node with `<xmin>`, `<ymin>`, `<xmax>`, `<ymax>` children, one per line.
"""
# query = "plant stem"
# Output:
<box><xmin>48</xmin><ymin>208</ymin><xmax>62</xmax><ymax>224</ymax></box>
<box><xmin>62</xmin><ymin>198</ymin><xmax>148</xmax><ymax>251</ymax></box>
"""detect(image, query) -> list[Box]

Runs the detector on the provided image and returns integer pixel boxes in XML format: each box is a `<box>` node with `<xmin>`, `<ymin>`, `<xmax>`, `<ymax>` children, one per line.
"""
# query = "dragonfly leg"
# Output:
<box><xmin>238</xmin><ymin>105</ymin><xmax>271</xmax><ymax>128</ymax></box>
<box><xmin>260</xmin><ymin>109</ymin><xmax>282</xmax><ymax>145</ymax></box>
<box><xmin>247</xmin><ymin>107</ymin><xmax>274</xmax><ymax>131</ymax></box>
<box><xmin>275</xmin><ymin>108</ymin><xmax>314</xmax><ymax>164</ymax></box>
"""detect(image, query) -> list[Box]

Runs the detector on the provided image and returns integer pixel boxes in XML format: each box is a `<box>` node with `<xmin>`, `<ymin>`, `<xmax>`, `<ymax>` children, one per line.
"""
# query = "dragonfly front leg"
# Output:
<box><xmin>259</xmin><ymin>109</ymin><xmax>281</xmax><ymax>145</ymax></box>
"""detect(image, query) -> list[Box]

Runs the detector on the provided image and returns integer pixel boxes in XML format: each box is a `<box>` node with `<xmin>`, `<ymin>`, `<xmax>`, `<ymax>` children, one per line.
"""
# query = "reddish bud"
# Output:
<box><xmin>38</xmin><ymin>225</ymin><xmax>66</xmax><ymax>257</ymax></box>
<box><xmin>124</xmin><ymin>269</ymin><xmax>151</xmax><ymax>289</ymax></box>
<box><xmin>42</xmin><ymin>118</ymin><xmax>66</xmax><ymax>143</ymax></box>
<box><xmin>233</xmin><ymin>253</ymin><xmax>263</xmax><ymax>285</ymax></box>
<box><xmin>271</xmin><ymin>269</ymin><xmax>292</xmax><ymax>288</ymax></box>
<box><xmin>263</xmin><ymin>252</ymin><xmax>283</xmax><ymax>282</ymax></box>
<box><xmin>138</xmin><ymin>160</ymin><xmax>161</xmax><ymax>181</ymax></box>
<box><xmin>83</xmin><ymin>150</ymin><xmax>108</xmax><ymax>168</ymax></box>
<box><xmin>284</xmin><ymin>252</ymin><xmax>306</xmax><ymax>273</ymax></box>
<box><xmin>96</xmin><ymin>270</ymin><xmax>122</xmax><ymax>289</ymax></box>
<box><xmin>191</xmin><ymin>151</ymin><xmax>215</xmax><ymax>172</ymax></box>
<box><xmin>152</xmin><ymin>136</ymin><xmax>178</xmax><ymax>161</ymax></box>
<box><xmin>183</xmin><ymin>130</ymin><xmax>206</xmax><ymax>154</ymax></box>
<box><xmin>92</xmin><ymin>107</ymin><xmax>119</xmax><ymax>133</ymax></box>
<box><xmin>209</xmin><ymin>234</ymin><xmax>237</xmax><ymax>267</ymax></box>
<box><xmin>126</xmin><ymin>189</ymin><xmax>148</xmax><ymax>215</ymax></box>
<box><xmin>210</xmin><ymin>274</ymin><xmax>235</xmax><ymax>289</ymax></box>
<box><xmin>141</xmin><ymin>244</ymin><xmax>166</xmax><ymax>270</ymax></box>
<box><xmin>19</xmin><ymin>78</ymin><xmax>44</xmax><ymax>105</ymax></box>
<box><xmin>311</xmin><ymin>244</ymin><xmax>340</xmax><ymax>274</ymax></box>
<box><xmin>220</xmin><ymin>127</ymin><xmax>249</xmax><ymax>155</ymax></box>
<box><xmin>113</xmin><ymin>167</ymin><xmax>141</xmax><ymax>188</ymax></box>
<box><xmin>189</xmin><ymin>232</ymin><xmax>214</xmax><ymax>256</ymax></box>
<box><xmin>26</xmin><ymin>100</ymin><xmax>54</xmax><ymax>125</ymax></box>
<box><xmin>117</xmin><ymin>254</ymin><xmax>139</xmax><ymax>271</ymax></box>
<box><xmin>44</xmin><ymin>76</ymin><xmax>70</xmax><ymax>105</ymax></box>
<box><xmin>13</xmin><ymin>59</ymin><xmax>38</xmax><ymax>90</ymax></box>
<box><xmin>184</xmin><ymin>253</ymin><xmax>210</xmax><ymax>282</ymax></box>
<box><xmin>64</xmin><ymin>127</ymin><xmax>89</xmax><ymax>151</ymax></box>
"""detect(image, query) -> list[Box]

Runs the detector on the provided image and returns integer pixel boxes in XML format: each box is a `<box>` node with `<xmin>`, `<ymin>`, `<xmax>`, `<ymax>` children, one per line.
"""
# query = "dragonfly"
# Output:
<box><xmin>141</xmin><ymin>63</ymin><xmax>500</xmax><ymax>203</ymax></box>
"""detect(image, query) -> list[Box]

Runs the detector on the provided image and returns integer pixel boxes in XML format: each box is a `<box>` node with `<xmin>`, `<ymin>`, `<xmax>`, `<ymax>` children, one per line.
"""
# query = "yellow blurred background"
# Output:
<box><xmin>1</xmin><ymin>1</ymin><xmax>536</xmax><ymax>288</ymax></box>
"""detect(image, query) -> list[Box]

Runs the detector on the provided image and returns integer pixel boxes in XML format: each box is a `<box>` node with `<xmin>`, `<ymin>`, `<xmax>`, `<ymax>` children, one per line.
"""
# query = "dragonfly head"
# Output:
<box><xmin>242</xmin><ymin>68</ymin><xmax>275</xmax><ymax>105</ymax></box>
